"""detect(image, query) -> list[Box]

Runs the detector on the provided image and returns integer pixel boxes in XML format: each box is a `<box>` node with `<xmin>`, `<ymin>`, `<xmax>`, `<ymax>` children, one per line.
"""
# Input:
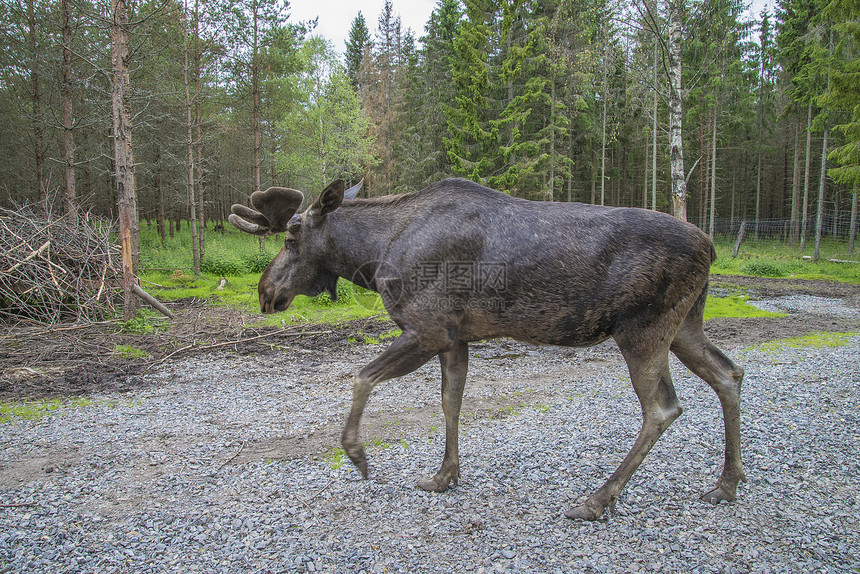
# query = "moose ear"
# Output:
<box><xmin>229</xmin><ymin>187</ymin><xmax>304</xmax><ymax>236</ymax></box>
<box><xmin>343</xmin><ymin>178</ymin><xmax>363</xmax><ymax>200</ymax></box>
<box><xmin>311</xmin><ymin>180</ymin><xmax>346</xmax><ymax>217</ymax></box>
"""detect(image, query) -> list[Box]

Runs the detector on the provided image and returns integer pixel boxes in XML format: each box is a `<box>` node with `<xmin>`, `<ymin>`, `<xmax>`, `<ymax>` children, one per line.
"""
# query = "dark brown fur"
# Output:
<box><xmin>235</xmin><ymin>178</ymin><xmax>745</xmax><ymax>520</ymax></box>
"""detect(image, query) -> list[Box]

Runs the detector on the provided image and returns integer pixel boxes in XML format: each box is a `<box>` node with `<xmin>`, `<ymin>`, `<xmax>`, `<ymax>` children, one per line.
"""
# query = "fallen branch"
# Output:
<box><xmin>5</xmin><ymin>240</ymin><xmax>50</xmax><ymax>273</ymax></box>
<box><xmin>131</xmin><ymin>283</ymin><xmax>174</xmax><ymax>319</ymax></box>
<box><xmin>802</xmin><ymin>255</ymin><xmax>858</xmax><ymax>264</ymax></box>
<box><xmin>149</xmin><ymin>328</ymin><xmax>333</xmax><ymax>367</ymax></box>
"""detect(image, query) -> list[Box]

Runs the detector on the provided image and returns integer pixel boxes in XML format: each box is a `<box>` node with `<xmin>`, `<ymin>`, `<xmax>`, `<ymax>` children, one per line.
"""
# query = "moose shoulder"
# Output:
<box><xmin>230</xmin><ymin>177</ymin><xmax>745</xmax><ymax>521</ymax></box>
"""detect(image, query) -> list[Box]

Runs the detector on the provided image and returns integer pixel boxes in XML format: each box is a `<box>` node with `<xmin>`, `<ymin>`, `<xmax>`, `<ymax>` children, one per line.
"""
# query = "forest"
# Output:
<box><xmin>1</xmin><ymin>0</ymin><xmax>858</xmax><ymax>247</ymax></box>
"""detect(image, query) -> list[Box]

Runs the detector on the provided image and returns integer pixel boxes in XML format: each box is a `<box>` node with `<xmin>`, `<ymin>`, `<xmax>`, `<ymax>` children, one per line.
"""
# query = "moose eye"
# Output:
<box><xmin>284</xmin><ymin>237</ymin><xmax>297</xmax><ymax>248</ymax></box>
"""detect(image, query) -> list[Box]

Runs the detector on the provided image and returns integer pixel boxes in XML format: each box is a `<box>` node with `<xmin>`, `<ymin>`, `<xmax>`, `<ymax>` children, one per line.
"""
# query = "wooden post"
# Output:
<box><xmin>732</xmin><ymin>221</ymin><xmax>746</xmax><ymax>258</ymax></box>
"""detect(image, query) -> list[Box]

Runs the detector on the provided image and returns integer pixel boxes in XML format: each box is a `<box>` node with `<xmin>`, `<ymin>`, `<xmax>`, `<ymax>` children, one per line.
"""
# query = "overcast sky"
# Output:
<box><xmin>287</xmin><ymin>0</ymin><xmax>776</xmax><ymax>58</ymax></box>
<box><xmin>287</xmin><ymin>0</ymin><xmax>438</xmax><ymax>55</ymax></box>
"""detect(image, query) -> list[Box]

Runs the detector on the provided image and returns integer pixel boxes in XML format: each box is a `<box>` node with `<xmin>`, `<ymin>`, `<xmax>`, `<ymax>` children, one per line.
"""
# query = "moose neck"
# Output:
<box><xmin>322</xmin><ymin>197</ymin><xmax>408</xmax><ymax>289</ymax></box>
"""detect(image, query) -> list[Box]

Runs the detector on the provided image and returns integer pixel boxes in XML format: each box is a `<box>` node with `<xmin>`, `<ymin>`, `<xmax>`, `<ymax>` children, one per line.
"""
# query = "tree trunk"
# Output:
<box><xmin>252</xmin><ymin>0</ymin><xmax>265</xmax><ymax>251</ymax></box>
<box><xmin>184</xmin><ymin>0</ymin><xmax>200</xmax><ymax>275</ymax></box>
<box><xmin>600</xmin><ymin>62</ymin><xmax>607</xmax><ymax>207</ymax></box>
<box><xmin>709</xmin><ymin>107</ymin><xmax>717</xmax><ymax>239</ymax></box>
<box><xmin>195</xmin><ymin>0</ymin><xmax>205</xmax><ymax>259</ymax></box>
<box><xmin>643</xmin><ymin>126</ymin><xmax>649</xmax><ymax>209</ymax></box>
<box><xmin>61</xmin><ymin>0</ymin><xmax>77</xmax><ymax>225</ymax></box>
<box><xmin>27</xmin><ymin>0</ymin><xmax>47</xmax><ymax>208</ymax></box>
<box><xmin>667</xmin><ymin>0</ymin><xmax>687</xmax><ymax>221</ymax></box>
<box><xmin>849</xmin><ymin>185</ymin><xmax>857</xmax><ymax>256</ymax></box>
<box><xmin>814</xmin><ymin>126</ymin><xmax>829</xmax><ymax>261</ymax></box>
<box><xmin>110</xmin><ymin>0</ymin><xmax>140</xmax><ymax>320</ymax></box>
<box><xmin>155</xmin><ymin>140</ymin><xmax>166</xmax><ymax>244</ymax></box>
<box><xmin>814</xmin><ymin>30</ymin><xmax>833</xmax><ymax>262</ymax></box>
<box><xmin>800</xmin><ymin>101</ymin><xmax>813</xmax><ymax>250</ymax></box>
<box><xmin>789</xmin><ymin>120</ymin><xmax>801</xmax><ymax>245</ymax></box>
<box><xmin>652</xmin><ymin>41</ymin><xmax>658</xmax><ymax>211</ymax></box>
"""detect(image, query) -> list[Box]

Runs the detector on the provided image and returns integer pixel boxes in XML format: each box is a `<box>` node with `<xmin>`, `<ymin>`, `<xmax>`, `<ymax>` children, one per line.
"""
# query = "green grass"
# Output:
<box><xmin>322</xmin><ymin>446</ymin><xmax>346</xmax><ymax>470</ymax></box>
<box><xmin>0</xmin><ymin>397</ymin><xmax>93</xmax><ymax>424</ymax></box>
<box><xmin>712</xmin><ymin>239</ymin><xmax>859</xmax><ymax>283</ymax></box>
<box><xmin>704</xmin><ymin>295</ymin><xmax>786</xmax><ymax>320</ymax></box>
<box><xmin>113</xmin><ymin>344</ymin><xmax>148</xmax><ymax>359</ymax></box>
<box><xmin>753</xmin><ymin>331</ymin><xmax>857</xmax><ymax>353</ymax></box>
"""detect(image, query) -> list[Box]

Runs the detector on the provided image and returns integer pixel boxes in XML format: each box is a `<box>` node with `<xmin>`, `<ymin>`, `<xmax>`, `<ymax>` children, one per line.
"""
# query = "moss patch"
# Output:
<box><xmin>753</xmin><ymin>331</ymin><xmax>857</xmax><ymax>353</ymax></box>
<box><xmin>704</xmin><ymin>296</ymin><xmax>786</xmax><ymax>320</ymax></box>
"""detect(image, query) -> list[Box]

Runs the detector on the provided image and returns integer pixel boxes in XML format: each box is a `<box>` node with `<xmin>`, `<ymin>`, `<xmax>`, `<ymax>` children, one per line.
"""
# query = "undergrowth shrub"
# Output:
<box><xmin>200</xmin><ymin>256</ymin><xmax>245</xmax><ymax>276</ymax></box>
<box><xmin>243</xmin><ymin>251</ymin><xmax>275</xmax><ymax>274</ymax></box>
<box><xmin>313</xmin><ymin>280</ymin><xmax>356</xmax><ymax>306</ymax></box>
<box><xmin>740</xmin><ymin>260</ymin><xmax>794</xmax><ymax>277</ymax></box>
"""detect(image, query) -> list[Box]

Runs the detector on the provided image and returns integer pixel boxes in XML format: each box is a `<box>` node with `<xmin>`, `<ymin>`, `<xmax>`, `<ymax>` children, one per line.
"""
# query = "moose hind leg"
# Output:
<box><xmin>566</xmin><ymin>348</ymin><xmax>682</xmax><ymax>521</ymax></box>
<box><xmin>671</xmin><ymin>321</ymin><xmax>746</xmax><ymax>504</ymax></box>
<box><xmin>418</xmin><ymin>340</ymin><xmax>468</xmax><ymax>492</ymax></box>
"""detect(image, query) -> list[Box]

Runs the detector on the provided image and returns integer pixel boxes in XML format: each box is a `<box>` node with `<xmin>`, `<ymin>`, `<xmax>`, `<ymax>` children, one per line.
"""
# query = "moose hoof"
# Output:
<box><xmin>564</xmin><ymin>502</ymin><xmax>604</xmax><ymax>521</ymax></box>
<box><xmin>417</xmin><ymin>474</ymin><xmax>456</xmax><ymax>493</ymax></box>
<box><xmin>345</xmin><ymin>447</ymin><xmax>369</xmax><ymax>479</ymax></box>
<box><xmin>701</xmin><ymin>485</ymin><xmax>735</xmax><ymax>505</ymax></box>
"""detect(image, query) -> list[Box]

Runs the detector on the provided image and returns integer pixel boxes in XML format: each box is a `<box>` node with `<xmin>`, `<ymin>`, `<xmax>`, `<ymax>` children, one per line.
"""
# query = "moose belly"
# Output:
<box><xmin>459</xmin><ymin>303</ymin><xmax>616</xmax><ymax>348</ymax></box>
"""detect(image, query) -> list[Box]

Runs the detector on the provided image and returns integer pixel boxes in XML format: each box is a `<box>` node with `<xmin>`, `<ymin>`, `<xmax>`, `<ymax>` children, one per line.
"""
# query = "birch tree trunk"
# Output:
<box><xmin>110</xmin><ymin>0</ymin><xmax>140</xmax><ymax>320</ymax></box>
<box><xmin>667</xmin><ymin>0</ymin><xmax>687</xmax><ymax>221</ymax></box>
<box><xmin>252</xmin><ymin>0</ymin><xmax>264</xmax><ymax>251</ymax></box>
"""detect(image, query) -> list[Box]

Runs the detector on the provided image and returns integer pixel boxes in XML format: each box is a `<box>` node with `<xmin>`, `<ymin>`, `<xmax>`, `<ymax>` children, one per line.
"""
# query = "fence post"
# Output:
<box><xmin>732</xmin><ymin>221</ymin><xmax>746</xmax><ymax>258</ymax></box>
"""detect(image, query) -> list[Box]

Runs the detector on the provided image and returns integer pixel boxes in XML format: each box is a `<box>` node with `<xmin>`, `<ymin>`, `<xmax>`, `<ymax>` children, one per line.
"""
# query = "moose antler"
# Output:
<box><xmin>229</xmin><ymin>187</ymin><xmax>304</xmax><ymax>236</ymax></box>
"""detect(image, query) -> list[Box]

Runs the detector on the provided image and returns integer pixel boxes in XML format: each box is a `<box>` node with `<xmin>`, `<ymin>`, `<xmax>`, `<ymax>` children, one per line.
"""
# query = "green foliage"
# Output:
<box><xmin>275</xmin><ymin>36</ymin><xmax>377</xmax><ymax>192</ymax></box>
<box><xmin>200</xmin><ymin>256</ymin><xmax>246</xmax><ymax>277</ymax></box>
<box><xmin>243</xmin><ymin>251</ymin><xmax>275</xmax><ymax>274</ymax></box>
<box><xmin>739</xmin><ymin>260</ymin><xmax>797</xmax><ymax>277</ymax></box>
<box><xmin>118</xmin><ymin>310</ymin><xmax>168</xmax><ymax>335</ymax></box>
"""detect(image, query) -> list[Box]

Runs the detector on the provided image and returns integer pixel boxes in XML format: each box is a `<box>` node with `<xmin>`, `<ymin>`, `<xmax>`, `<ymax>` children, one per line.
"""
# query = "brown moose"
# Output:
<box><xmin>229</xmin><ymin>178</ymin><xmax>745</xmax><ymax>520</ymax></box>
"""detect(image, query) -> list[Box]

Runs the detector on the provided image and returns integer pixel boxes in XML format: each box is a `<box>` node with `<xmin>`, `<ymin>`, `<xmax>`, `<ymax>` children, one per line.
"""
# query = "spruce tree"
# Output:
<box><xmin>345</xmin><ymin>12</ymin><xmax>371</xmax><ymax>91</ymax></box>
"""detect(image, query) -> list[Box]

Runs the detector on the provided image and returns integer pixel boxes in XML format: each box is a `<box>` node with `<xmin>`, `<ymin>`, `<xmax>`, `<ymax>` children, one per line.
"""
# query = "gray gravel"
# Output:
<box><xmin>2</xmin><ymin>295</ymin><xmax>859</xmax><ymax>573</ymax></box>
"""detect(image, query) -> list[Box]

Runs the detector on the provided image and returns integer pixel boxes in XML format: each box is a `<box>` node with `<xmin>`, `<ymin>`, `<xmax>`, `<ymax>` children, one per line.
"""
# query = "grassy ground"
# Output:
<box><xmin>138</xmin><ymin>223</ymin><xmax>858</xmax><ymax>326</ymax></box>
<box><xmin>712</xmin><ymin>238</ymin><xmax>859</xmax><ymax>283</ymax></box>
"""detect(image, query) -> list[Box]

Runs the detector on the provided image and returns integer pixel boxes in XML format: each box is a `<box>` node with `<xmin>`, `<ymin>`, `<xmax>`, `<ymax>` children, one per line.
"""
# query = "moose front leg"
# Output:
<box><xmin>418</xmin><ymin>340</ymin><xmax>469</xmax><ymax>492</ymax></box>
<box><xmin>341</xmin><ymin>330</ymin><xmax>445</xmax><ymax>479</ymax></box>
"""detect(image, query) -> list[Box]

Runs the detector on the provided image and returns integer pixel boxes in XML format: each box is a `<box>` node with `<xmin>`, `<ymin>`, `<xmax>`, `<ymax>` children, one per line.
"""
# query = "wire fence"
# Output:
<box><xmin>688</xmin><ymin>216</ymin><xmax>856</xmax><ymax>243</ymax></box>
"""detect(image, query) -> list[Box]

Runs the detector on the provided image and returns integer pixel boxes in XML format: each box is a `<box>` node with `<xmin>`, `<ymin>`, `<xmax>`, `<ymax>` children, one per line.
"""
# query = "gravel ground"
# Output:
<box><xmin>1</xmin><ymin>294</ymin><xmax>859</xmax><ymax>573</ymax></box>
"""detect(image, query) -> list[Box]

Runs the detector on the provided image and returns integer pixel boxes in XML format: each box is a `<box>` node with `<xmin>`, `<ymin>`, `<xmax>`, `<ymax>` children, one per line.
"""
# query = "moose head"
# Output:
<box><xmin>229</xmin><ymin>179</ymin><xmax>363</xmax><ymax>313</ymax></box>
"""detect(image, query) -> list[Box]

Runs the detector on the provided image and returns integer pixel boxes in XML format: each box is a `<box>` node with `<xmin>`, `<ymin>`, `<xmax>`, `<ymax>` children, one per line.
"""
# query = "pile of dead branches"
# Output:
<box><xmin>0</xmin><ymin>206</ymin><xmax>121</xmax><ymax>324</ymax></box>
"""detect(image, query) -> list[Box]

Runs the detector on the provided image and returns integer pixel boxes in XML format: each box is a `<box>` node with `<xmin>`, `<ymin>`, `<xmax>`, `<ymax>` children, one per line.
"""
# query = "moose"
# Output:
<box><xmin>229</xmin><ymin>178</ymin><xmax>745</xmax><ymax>521</ymax></box>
